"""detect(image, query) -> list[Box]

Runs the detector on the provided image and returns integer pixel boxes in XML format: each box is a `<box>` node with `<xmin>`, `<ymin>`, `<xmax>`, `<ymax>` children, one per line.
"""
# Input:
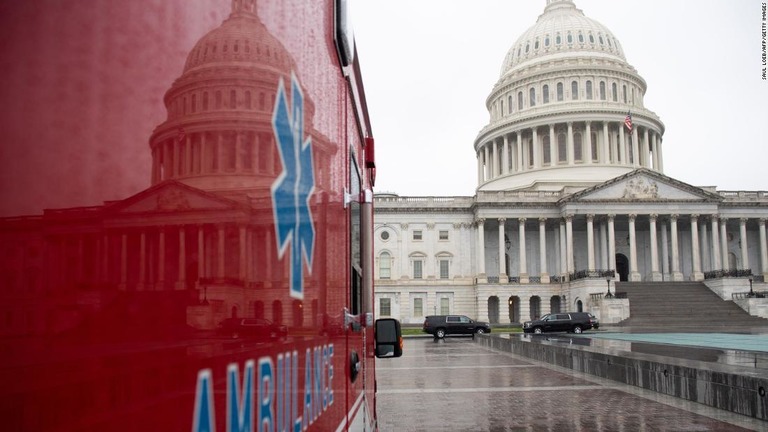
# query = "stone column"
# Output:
<box><xmin>177</xmin><ymin>226</ymin><xmax>186</xmax><ymax>290</ymax></box>
<box><xmin>700</xmin><ymin>219</ymin><xmax>710</xmax><ymax>272</ymax></box>
<box><xmin>650</xmin><ymin>214</ymin><xmax>662</xmax><ymax>281</ymax></box>
<box><xmin>602</xmin><ymin>122</ymin><xmax>610</xmax><ymax>163</ymax></box>
<box><xmin>711</xmin><ymin>216</ymin><xmax>722</xmax><ymax>270</ymax></box>
<box><xmin>607</xmin><ymin>215</ymin><xmax>616</xmax><ymax>274</ymax></box>
<box><xmin>720</xmin><ymin>218</ymin><xmax>730</xmax><ymax>271</ymax></box>
<box><xmin>549</xmin><ymin>124</ymin><xmax>557</xmax><ymax>166</ymax></box>
<box><xmin>618</xmin><ymin>126</ymin><xmax>626</xmax><ymax>164</ymax></box>
<box><xmin>586</xmin><ymin>214</ymin><xmax>595</xmax><ymax>271</ymax></box>
<box><xmin>565</xmin><ymin>215</ymin><xmax>574</xmax><ymax>274</ymax></box>
<box><xmin>631</xmin><ymin>127</ymin><xmax>639</xmax><ymax>167</ymax></box>
<box><xmin>559</xmin><ymin>220</ymin><xmax>567</xmax><ymax>279</ymax></box>
<box><xmin>661</xmin><ymin>219</ymin><xmax>670</xmax><ymax>279</ymax></box>
<box><xmin>539</xmin><ymin>218</ymin><xmax>550</xmax><ymax>283</ymax></box>
<box><xmin>491</xmin><ymin>141</ymin><xmax>498</xmax><ymax>178</ymax></box>
<box><xmin>498</xmin><ymin>219</ymin><xmax>507</xmax><ymax>278</ymax></box>
<box><xmin>657</xmin><ymin>135</ymin><xmax>664</xmax><ymax>172</ymax></box>
<box><xmin>670</xmin><ymin>215</ymin><xmax>683</xmax><ymax>281</ymax></box>
<box><xmin>642</xmin><ymin>128</ymin><xmax>650</xmax><ymax>168</ymax></box>
<box><xmin>477</xmin><ymin>219</ymin><xmax>486</xmax><ymax>280</ymax></box>
<box><xmin>531</xmin><ymin>128</ymin><xmax>539</xmax><ymax>168</ymax></box>
<box><xmin>483</xmin><ymin>145</ymin><xmax>490</xmax><ymax>181</ymax></box>
<box><xmin>760</xmin><ymin>218</ymin><xmax>768</xmax><ymax>279</ymax></box>
<box><xmin>651</xmin><ymin>132</ymin><xmax>659</xmax><ymax>170</ymax></box>
<box><xmin>566</xmin><ymin>122</ymin><xmax>575</xmax><ymax>165</ymax></box>
<box><xmin>628</xmin><ymin>214</ymin><xmax>641</xmax><ymax>281</ymax></box>
<box><xmin>585</xmin><ymin>122</ymin><xmax>593</xmax><ymax>164</ymax></box>
<box><xmin>600</xmin><ymin>219</ymin><xmax>608</xmax><ymax>270</ymax></box>
<box><xmin>690</xmin><ymin>215</ymin><xmax>703</xmax><ymax>281</ymax></box>
<box><xmin>477</xmin><ymin>151</ymin><xmax>483</xmax><ymax>184</ymax></box>
<box><xmin>518</xmin><ymin>218</ymin><xmax>529</xmax><ymax>283</ymax></box>
<box><xmin>516</xmin><ymin>133</ymin><xmax>523</xmax><ymax>172</ymax></box>
<box><xmin>740</xmin><ymin>218</ymin><xmax>749</xmax><ymax>270</ymax></box>
<box><xmin>502</xmin><ymin>135</ymin><xmax>510</xmax><ymax>175</ymax></box>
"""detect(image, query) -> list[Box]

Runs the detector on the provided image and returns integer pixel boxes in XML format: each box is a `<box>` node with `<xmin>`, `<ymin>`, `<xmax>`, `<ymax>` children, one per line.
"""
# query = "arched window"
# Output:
<box><xmin>191</xmin><ymin>94</ymin><xmax>197</xmax><ymax>113</ymax></box>
<box><xmin>589</xmin><ymin>33</ymin><xmax>595</xmax><ymax>44</ymax></box>
<box><xmin>545</xmin><ymin>36</ymin><xmax>550</xmax><ymax>47</ymax></box>
<box><xmin>230</xmin><ymin>90</ymin><xmax>237</xmax><ymax>109</ymax></box>
<box><xmin>611</xmin><ymin>83</ymin><xmax>618</xmax><ymax>102</ymax></box>
<box><xmin>567</xmin><ymin>32</ymin><xmax>573</xmax><ymax>44</ymax></box>
<box><xmin>508</xmin><ymin>95</ymin><xmax>513</xmax><ymax>113</ymax></box>
<box><xmin>534</xmin><ymin>39</ymin><xmax>540</xmax><ymax>50</ymax></box>
<box><xmin>203</xmin><ymin>92</ymin><xmax>209</xmax><ymax>110</ymax></box>
<box><xmin>543</xmin><ymin>135</ymin><xmax>551</xmax><ymax>165</ymax></box>
<box><xmin>557</xmin><ymin>132</ymin><xmax>567</xmax><ymax>162</ymax></box>
<box><xmin>623</xmin><ymin>85</ymin><xmax>627</xmax><ymax>103</ymax></box>
<box><xmin>379</xmin><ymin>251</ymin><xmax>391</xmax><ymax>279</ymax></box>
<box><xmin>574</xmin><ymin>132</ymin><xmax>583</xmax><ymax>161</ymax></box>
<box><xmin>571</xmin><ymin>81</ymin><xmax>579</xmax><ymax>100</ymax></box>
<box><xmin>245</xmin><ymin>91</ymin><xmax>252</xmax><ymax>109</ymax></box>
<box><xmin>586</xmin><ymin>81</ymin><xmax>593</xmax><ymax>100</ymax></box>
<box><xmin>518</xmin><ymin>91</ymin><xmax>523</xmax><ymax>110</ymax></box>
<box><xmin>578</xmin><ymin>32</ymin><xmax>584</xmax><ymax>43</ymax></box>
<box><xmin>215</xmin><ymin>90</ymin><xmax>222</xmax><ymax>109</ymax></box>
<box><xmin>542</xmin><ymin>84</ymin><xmax>549</xmax><ymax>104</ymax></box>
<box><xmin>557</xmin><ymin>82</ymin><xmax>563</xmax><ymax>101</ymax></box>
<box><xmin>599</xmin><ymin>81</ymin><xmax>606</xmax><ymax>100</ymax></box>
<box><xmin>500</xmin><ymin>99</ymin><xmax>504</xmax><ymax>116</ymax></box>
<box><xmin>556</xmin><ymin>33</ymin><xmax>562</xmax><ymax>45</ymax></box>
<box><xmin>529</xmin><ymin>87</ymin><xmax>536</xmax><ymax>107</ymax></box>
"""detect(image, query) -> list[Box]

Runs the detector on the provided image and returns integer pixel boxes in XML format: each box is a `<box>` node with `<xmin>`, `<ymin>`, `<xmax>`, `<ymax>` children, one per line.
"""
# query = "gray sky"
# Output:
<box><xmin>351</xmin><ymin>0</ymin><xmax>768</xmax><ymax>197</ymax></box>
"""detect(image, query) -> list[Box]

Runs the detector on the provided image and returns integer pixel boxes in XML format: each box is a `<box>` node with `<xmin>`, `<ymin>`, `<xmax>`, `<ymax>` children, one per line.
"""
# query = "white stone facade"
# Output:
<box><xmin>373</xmin><ymin>0</ymin><xmax>768</xmax><ymax>325</ymax></box>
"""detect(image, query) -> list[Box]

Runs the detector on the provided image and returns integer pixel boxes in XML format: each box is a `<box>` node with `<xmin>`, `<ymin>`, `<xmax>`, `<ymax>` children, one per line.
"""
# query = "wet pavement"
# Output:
<box><xmin>375</xmin><ymin>337</ymin><xmax>766</xmax><ymax>431</ymax></box>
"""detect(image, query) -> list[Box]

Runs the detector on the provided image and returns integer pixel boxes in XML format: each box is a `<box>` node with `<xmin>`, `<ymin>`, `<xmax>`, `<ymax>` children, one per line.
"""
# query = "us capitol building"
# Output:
<box><xmin>373</xmin><ymin>0</ymin><xmax>768</xmax><ymax>325</ymax></box>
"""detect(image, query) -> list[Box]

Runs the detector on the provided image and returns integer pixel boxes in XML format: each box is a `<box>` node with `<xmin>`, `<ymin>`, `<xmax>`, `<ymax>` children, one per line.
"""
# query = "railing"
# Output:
<box><xmin>732</xmin><ymin>291</ymin><xmax>768</xmax><ymax>300</ymax></box>
<box><xmin>591</xmin><ymin>291</ymin><xmax>627</xmax><ymax>302</ymax></box>
<box><xmin>569</xmin><ymin>269</ymin><xmax>616</xmax><ymax>281</ymax></box>
<box><xmin>704</xmin><ymin>269</ymin><xmax>752</xmax><ymax>280</ymax></box>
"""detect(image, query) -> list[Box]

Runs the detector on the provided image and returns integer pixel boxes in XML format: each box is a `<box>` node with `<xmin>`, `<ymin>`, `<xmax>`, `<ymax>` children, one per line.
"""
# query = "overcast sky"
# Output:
<box><xmin>351</xmin><ymin>0</ymin><xmax>768</xmax><ymax>197</ymax></box>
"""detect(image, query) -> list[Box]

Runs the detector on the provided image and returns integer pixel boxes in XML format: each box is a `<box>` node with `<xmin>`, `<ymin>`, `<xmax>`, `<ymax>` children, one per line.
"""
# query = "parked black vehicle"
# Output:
<box><xmin>217</xmin><ymin>317</ymin><xmax>288</xmax><ymax>340</ymax></box>
<box><xmin>423</xmin><ymin>315</ymin><xmax>491</xmax><ymax>338</ymax></box>
<box><xmin>522</xmin><ymin>312</ymin><xmax>599</xmax><ymax>334</ymax></box>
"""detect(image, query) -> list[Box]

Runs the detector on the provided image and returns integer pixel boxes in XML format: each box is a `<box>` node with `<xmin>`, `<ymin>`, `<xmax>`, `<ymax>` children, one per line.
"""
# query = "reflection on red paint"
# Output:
<box><xmin>0</xmin><ymin>1</ymin><xmax>383</xmax><ymax>430</ymax></box>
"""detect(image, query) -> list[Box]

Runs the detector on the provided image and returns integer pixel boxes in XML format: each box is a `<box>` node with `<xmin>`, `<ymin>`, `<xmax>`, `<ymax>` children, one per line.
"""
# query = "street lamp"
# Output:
<box><xmin>605</xmin><ymin>278</ymin><xmax>613</xmax><ymax>298</ymax></box>
<box><xmin>749</xmin><ymin>276</ymin><xmax>754</xmax><ymax>297</ymax></box>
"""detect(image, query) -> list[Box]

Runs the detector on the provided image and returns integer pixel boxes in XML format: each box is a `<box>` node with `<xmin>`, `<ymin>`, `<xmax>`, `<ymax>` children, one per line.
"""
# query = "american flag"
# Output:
<box><xmin>624</xmin><ymin>111</ymin><xmax>633</xmax><ymax>133</ymax></box>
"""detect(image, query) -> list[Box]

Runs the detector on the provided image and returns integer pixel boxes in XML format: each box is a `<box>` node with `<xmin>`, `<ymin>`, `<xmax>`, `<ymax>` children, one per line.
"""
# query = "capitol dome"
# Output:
<box><xmin>500</xmin><ymin>0</ymin><xmax>625</xmax><ymax>77</ymax></box>
<box><xmin>148</xmin><ymin>0</ymin><xmax>317</xmax><ymax>202</ymax></box>
<box><xmin>474</xmin><ymin>0</ymin><xmax>664</xmax><ymax>193</ymax></box>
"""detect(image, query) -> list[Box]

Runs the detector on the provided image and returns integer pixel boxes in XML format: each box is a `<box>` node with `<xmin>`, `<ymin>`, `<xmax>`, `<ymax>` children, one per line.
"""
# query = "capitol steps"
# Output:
<box><xmin>614</xmin><ymin>282</ymin><xmax>768</xmax><ymax>328</ymax></box>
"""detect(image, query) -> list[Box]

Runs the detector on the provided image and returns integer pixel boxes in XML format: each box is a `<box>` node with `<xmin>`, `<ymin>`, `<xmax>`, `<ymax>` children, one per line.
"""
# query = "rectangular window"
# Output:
<box><xmin>380</xmin><ymin>298</ymin><xmax>391</xmax><ymax>316</ymax></box>
<box><xmin>413</xmin><ymin>298</ymin><xmax>423</xmax><ymax>318</ymax></box>
<box><xmin>439</xmin><ymin>260</ymin><xmax>449</xmax><ymax>279</ymax></box>
<box><xmin>440</xmin><ymin>297</ymin><xmax>450</xmax><ymax>315</ymax></box>
<box><xmin>413</xmin><ymin>260</ymin><xmax>423</xmax><ymax>279</ymax></box>
<box><xmin>439</xmin><ymin>230</ymin><xmax>449</xmax><ymax>240</ymax></box>
<box><xmin>413</xmin><ymin>230</ymin><xmax>422</xmax><ymax>241</ymax></box>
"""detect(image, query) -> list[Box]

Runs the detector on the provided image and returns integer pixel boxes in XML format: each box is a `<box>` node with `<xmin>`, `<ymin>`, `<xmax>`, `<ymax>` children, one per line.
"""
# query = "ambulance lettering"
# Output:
<box><xmin>191</xmin><ymin>344</ymin><xmax>333</xmax><ymax>432</ymax></box>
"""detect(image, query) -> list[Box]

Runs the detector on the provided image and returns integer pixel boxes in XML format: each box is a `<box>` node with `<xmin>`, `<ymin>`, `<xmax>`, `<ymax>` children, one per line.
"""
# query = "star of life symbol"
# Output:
<box><xmin>271</xmin><ymin>72</ymin><xmax>315</xmax><ymax>300</ymax></box>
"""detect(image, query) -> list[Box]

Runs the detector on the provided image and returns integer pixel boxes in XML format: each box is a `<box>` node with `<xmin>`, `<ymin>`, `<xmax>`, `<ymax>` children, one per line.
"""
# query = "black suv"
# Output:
<box><xmin>522</xmin><ymin>312</ymin><xmax>598</xmax><ymax>334</ymax></box>
<box><xmin>423</xmin><ymin>315</ymin><xmax>491</xmax><ymax>338</ymax></box>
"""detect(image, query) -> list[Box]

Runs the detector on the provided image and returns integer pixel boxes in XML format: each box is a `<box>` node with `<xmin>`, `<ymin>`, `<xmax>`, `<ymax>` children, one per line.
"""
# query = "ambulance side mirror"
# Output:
<box><xmin>374</xmin><ymin>318</ymin><xmax>403</xmax><ymax>358</ymax></box>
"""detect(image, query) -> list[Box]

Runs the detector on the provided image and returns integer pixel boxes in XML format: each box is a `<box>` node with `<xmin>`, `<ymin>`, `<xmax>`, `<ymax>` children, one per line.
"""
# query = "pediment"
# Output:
<box><xmin>563</xmin><ymin>169</ymin><xmax>722</xmax><ymax>203</ymax></box>
<box><xmin>106</xmin><ymin>181</ymin><xmax>242</xmax><ymax>214</ymax></box>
